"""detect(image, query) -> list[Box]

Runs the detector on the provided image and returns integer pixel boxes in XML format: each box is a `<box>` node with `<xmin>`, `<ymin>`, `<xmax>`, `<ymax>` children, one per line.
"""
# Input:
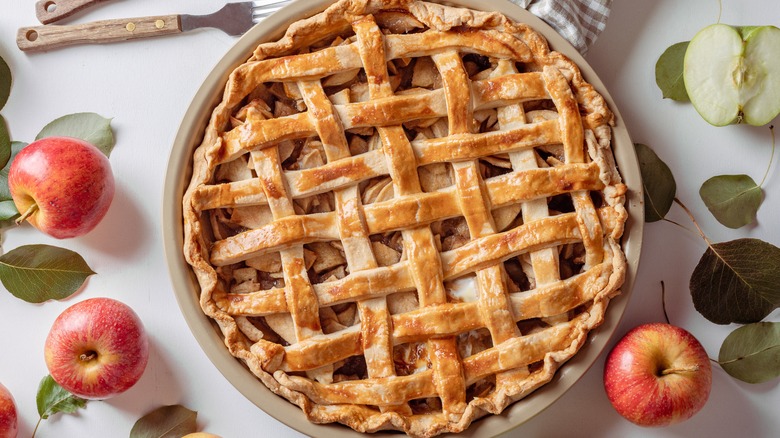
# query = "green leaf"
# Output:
<box><xmin>0</xmin><ymin>115</ymin><xmax>10</xmax><ymax>169</ymax></box>
<box><xmin>719</xmin><ymin>322</ymin><xmax>780</xmax><ymax>384</ymax></box>
<box><xmin>0</xmin><ymin>244</ymin><xmax>96</xmax><ymax>303</ymax></box>
<box><xmin>35</xmin><ymin>112</ymin><xmax>115</xmax><ymax>157</ymax></box>
<box><xmin>0</xmin><ymin>200</ymin><xmax>18</xmax><ymax>221</ymax></box>
<box><xmin>0</xmin><ymin>218</ymin><xmax>16</xmax><ymax>231</ymax></box>
<box><xmin>129</xmin><ymin>405</ymin><xmax>197</xmax><ymax>438</ymax></box>
<box><xmin>690</xmin><ymin>238</ymin><xmax>780</xmax><ymax>324</ymax></box>
<box><xmin>634</xmin><ymin>143</ymin><xmax>676</xmax><ymax>222</ymax></box>
<box><xmin>0</xmin><ymin>54</ymin><xmax>10</xmax><ymax>111</ymax></box>
<box><xmin>0</xmin><ymin>141</ymin><xmax>26</xmax><ymax>203</ymax></box>
<box><xmin>36</xmin><ymin>375</ymin><xmax>87</xmax><ymax>420</ymax></box>
<box><xmin>655</xmin><ymin>41</ymin><xmax>690</xmax><ymax>101</ymax></box>
<box><xmin>700</xmin><ymin>174</ymin><xmax>762</xmax><ymax>228</ymax></box>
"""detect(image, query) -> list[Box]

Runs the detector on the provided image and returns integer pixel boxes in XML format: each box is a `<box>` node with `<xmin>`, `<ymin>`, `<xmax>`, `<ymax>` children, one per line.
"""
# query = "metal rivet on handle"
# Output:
<box><xmin>126</xmin><ymin>22</ymin><xmax>136</xmax><ymax>32</ymax></box>
<box><xmin>155</xmin><ymin>20</ymin><xmax>165</xmax><ymax>29</ymax></box>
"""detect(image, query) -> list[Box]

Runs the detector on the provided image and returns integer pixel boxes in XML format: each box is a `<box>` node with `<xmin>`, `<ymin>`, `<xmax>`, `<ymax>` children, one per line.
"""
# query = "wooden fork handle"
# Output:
<box><xmin>36</xmin><ymin>0</ymin><xmax>113</xmax><ymax>24</ymax></box>
<box><xmin>17</xmin><ymin>15</ymin><xmax>182</xmax><ymax>52</ymax></box>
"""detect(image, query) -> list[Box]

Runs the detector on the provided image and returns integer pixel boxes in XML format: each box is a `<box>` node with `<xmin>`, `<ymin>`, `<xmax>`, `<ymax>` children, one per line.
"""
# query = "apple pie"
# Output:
<box><xmin>182</xmin><ymin>0</ymin><xmax>628</xmax><ymax>436</ymax></box>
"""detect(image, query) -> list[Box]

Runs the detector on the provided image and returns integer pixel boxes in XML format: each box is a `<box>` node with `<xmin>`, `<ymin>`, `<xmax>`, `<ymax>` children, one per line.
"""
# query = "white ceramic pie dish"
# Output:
<box><xmin>162</xmin><ymin>0</ymin><xmax>644</xmax><ymax>436</ymax></box>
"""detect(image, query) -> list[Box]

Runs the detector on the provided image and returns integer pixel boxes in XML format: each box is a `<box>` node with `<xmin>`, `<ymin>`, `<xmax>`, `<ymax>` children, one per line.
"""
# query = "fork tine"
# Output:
<box><xmin>251</xmin><ymin>0</ymin><xmax>291</xmax><ymax>22</ymax></box>
<box><xmin>252</xmin><ymin>0</ymin><xmax>291</xmax><ymax>13</ymax></box>
<box><xmin>252</xmin><ymin>8</ymin><xmax>284</xmax><ymax>20</ymax></box>
<box><xmin>252</xmin><ymin>0</ymin><xmax>292</xmax><ymax>9</ymax></box>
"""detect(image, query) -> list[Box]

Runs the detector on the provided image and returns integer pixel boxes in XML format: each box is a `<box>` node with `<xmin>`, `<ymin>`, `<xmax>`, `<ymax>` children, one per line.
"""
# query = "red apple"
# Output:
<box><xmin>44</xmin><ymin>297</ymin><xmax>149</xmax><ymax>400</ymax></box>
<box><xmin>8</xmin><ymin>136</ymin><xmax>114</xmax><ymax>239</ymax></box>
<box><xmin>0</xmin><ymin>383</ymin><xmax>17</xmax><ymax>438</ymax></box>
<box><xmin>603</xmin><ymin>323</ymin><xmax>712</xmax><ymax>427</ymax></box>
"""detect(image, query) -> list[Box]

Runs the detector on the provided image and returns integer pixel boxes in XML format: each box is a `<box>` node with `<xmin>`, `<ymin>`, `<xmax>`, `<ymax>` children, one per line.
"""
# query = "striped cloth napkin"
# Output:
<box><xmin>510</xmin><ymin>0</ymin><xmax>613</xmax><ymax>54</ymax></box>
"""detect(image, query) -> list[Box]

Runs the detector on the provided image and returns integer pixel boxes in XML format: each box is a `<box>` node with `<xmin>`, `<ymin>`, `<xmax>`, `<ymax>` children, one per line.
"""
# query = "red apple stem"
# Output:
<box><xmin>662</xmin><ymin>365</ymin><xmax>700</xmax><ymax>375</ymax></box>
<box><xmin>80</xmin><ymin>351</ymin><xmax>97</xmax><ymax>362</ymax></box>
<box><xmin>15</xmin><ymin>203</ymin><xmax>38</xmax><ymax>225</ymax></box>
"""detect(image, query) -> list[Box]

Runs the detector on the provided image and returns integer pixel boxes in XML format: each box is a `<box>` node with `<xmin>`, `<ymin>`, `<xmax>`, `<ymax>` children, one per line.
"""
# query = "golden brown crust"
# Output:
<box><xmin>182</xmin><ymin>1</ymin><xmax>627</xmax><ymax>436</ymax></box>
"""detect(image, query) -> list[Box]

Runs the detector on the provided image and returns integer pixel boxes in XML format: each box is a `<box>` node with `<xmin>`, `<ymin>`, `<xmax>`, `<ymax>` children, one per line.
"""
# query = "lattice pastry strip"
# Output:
<box><xmin>541</xmin><ymin>66</ymin><xmax>606</xmax><ymax>269</ymax></box>
<box><xmin>355</xmin><ymin>16</ymin><xmax>467</xmax><ymax>420</ymax></box>
<box><xmin>249</xmin><ymin>139</ymin><xmax>336</xmax><ymax>383</ymax></box>
<box><xmin>182</xmin><ymin>1</ymin><xmax>628</xmax><ymax>436</ymax></box>
<box><xmin>492</xmin><ymin>60</ymin><xmax>572</xmax><ymax>336</ymax></box>
<box><xmin>298</xmin><ymin>73</ymin><xmax>409</xmax><ymax>413</ymax></box>
<box><xmin>430</xmin><ymin>50</ymin><xmax>532</xmax><ymax>402</ymax></box>
<box><xmin>493</xmin><ymin>61</ymin><xmax>561</xmax><ymax>287</ymax></box>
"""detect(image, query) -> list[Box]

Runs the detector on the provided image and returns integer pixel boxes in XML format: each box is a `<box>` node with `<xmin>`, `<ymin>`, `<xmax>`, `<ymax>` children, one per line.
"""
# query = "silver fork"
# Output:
<box><xmin>17</xmin><ymin>1</ymin><xmax>292</xmax><ymax>52</ymax></box>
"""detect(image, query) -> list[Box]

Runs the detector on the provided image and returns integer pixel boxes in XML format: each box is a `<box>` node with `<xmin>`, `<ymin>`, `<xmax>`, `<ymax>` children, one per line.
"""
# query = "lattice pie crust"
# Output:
<box><xmin>182</xmin><ymin>0</ymin><xmax>628</xmax><ymax>436</ymax></box>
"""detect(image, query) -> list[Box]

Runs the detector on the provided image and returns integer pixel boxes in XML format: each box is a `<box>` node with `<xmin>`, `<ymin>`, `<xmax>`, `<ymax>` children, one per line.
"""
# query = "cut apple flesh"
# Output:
<box><xmin>741</xmin><ymin>26</ymin><xmax>780</xmax><ymax>125</ymax></box>
<box><xmin>684</xmin><ymin>24</ymin><xmax>780</xmax><ymax>126</ymax></box>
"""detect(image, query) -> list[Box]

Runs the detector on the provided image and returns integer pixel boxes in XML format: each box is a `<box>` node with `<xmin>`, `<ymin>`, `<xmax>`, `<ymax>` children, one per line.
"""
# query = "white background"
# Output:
<box><xmin>0</xmin><ymin>0</ymin><xmax>778</xmax><ymax>436</ymax></box>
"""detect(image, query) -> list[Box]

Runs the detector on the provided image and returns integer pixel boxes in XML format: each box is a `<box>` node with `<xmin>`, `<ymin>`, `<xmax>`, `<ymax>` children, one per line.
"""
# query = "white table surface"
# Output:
<box><xmin>1</xmin><ymin>0</ymin><xmax>778</xmax><ymax>437</ymax></box>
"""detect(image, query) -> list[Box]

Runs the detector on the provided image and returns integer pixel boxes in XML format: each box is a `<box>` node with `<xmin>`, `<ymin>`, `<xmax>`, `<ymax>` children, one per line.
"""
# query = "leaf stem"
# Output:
<box><xmin>660</xmin><ymin>281</ymin><xmax>670</xmax><ymax>325</ymax></box>
<box><xmin>32</xmin><ymin>417</ymin><xmax>41</xmax><ymax>438</ymax></box>
<box><xmin>758</xmin><ymin>125</ymin><xmax>775</xmax><ymax>188</ymax></box>
<box><xmin>716</xmin><ymin>0</ymin><xmax>722</xmax><ymax>23</ymax></box>
<box><xmin>676</xmin><ymin>197</ymin><xmax>753</xmax><ymax>302</ymax></box>
<box><xmin>673</xmin><ymin>197</ymin><xmax>714</xmax><ymax>248</ymax></box>
<box><xmin>662</xmin><ymin>217</ymin><xmax>696</xmax><ymax>237</ymax></box>
<box><xmin>718</xmin><ymin>344</ymin><xmax>780</xmax><ymax>366</ymax></box>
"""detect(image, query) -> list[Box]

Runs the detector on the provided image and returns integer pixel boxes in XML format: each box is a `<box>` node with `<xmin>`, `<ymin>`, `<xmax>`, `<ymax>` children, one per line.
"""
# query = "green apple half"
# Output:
<box><xmin>684</xmin><ymin>24</ymin><xmax>780</xmax><ymax>126</ymax></box>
